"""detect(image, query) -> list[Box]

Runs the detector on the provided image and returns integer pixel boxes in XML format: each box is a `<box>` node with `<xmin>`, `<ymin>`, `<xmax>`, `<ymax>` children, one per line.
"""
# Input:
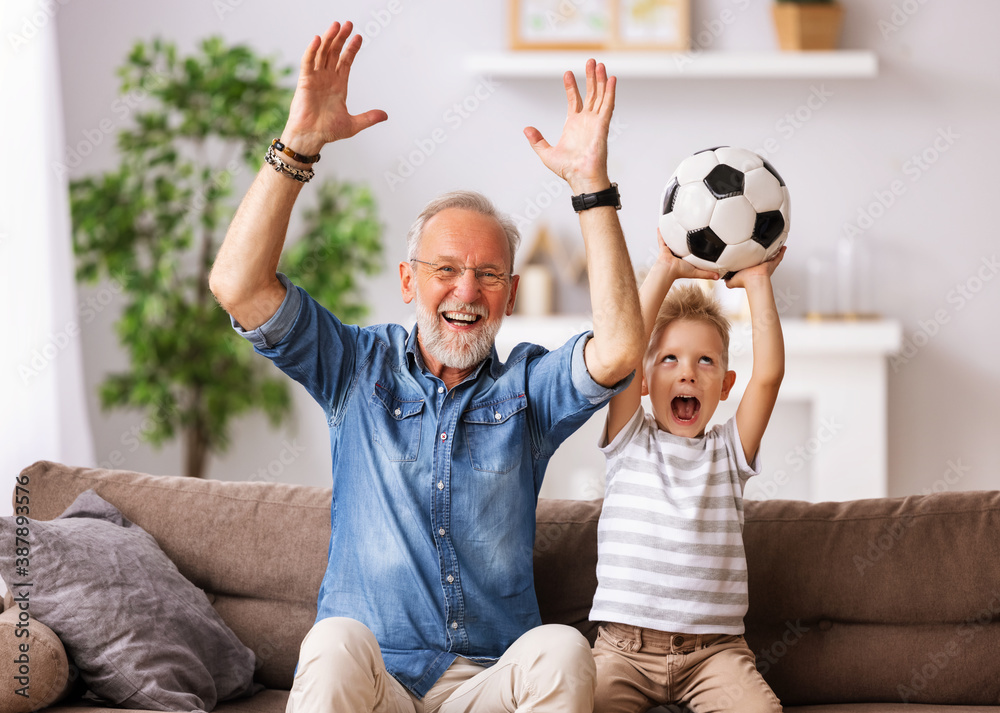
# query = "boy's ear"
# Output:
<box><xmin>640</xmin><ymin>376</ymin><xmax>649</xmax><ymax>396</ymax></box>
<box><xmin>720</xmin><ymin>370</ymin><xmax>737</xmax><ymax>401</ymax></box>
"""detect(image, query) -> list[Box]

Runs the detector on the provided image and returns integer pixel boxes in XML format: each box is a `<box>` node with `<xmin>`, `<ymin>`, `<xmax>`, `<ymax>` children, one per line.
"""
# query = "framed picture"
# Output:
<box><xmin>615</xmin><ymin>0</ymin><xmax>690</xmax><ymax>50</ymax></box>
<box><xmin>510</xmin><ymin>0</ymin><xmax>614</xmax><ymax>50</ymax></box>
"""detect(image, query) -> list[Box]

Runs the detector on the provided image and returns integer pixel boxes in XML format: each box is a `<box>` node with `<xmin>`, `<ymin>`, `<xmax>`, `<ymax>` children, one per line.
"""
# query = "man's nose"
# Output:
<box><xmin>452</xmin><ymin>268</ymin><xmax>482</xmax><ymax>301</ymax></box>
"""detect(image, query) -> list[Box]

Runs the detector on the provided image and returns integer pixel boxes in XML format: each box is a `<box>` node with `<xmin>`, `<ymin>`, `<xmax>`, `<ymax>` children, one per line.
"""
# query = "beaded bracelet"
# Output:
<box><xmin>271</xmin><ymin>138</ymin><xmax>321</xmax><ymax>164</ymax></box>
<box><xmin>265</xmin><ymin>144</ymin><xmax>315</xmax><ymax>183</ymax></box>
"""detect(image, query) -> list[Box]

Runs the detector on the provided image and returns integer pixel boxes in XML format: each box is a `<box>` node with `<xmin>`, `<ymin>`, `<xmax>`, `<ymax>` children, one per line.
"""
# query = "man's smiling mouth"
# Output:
<box><xmin>442</xmin><ymin>311</ymin><xmax>482</xmax><ymax>326</ymax></box>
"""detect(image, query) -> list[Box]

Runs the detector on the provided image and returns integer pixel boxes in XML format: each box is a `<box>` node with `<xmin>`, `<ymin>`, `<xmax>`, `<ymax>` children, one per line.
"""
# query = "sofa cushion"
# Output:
<box><xmin>0</xmin><ymin>607</ymin><xmax>74</xmax><ymax>712</ymax></box>
<box><xmin>14</xmin><ymin>460</ymin><xmax>332</xmax><ymax>690</ymax></box>
<box><xmin>534</xmin><ymin>498</ymin><xmax>602</xmax><ymax>644</ymax></box>
<box><xmin>0</xmin><ymin>489</ymin><xmax>258</xmax><ymax>712</ymax></box>
<box><xmin>742</xmin><ymin>493</ymin><xmax>1000</xmax><ymax>706</ymax></box>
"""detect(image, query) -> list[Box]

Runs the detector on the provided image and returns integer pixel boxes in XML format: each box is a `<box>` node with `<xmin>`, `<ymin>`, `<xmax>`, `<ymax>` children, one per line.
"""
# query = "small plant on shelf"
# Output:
<box><xmin>772</xmin><ymin>0</ymin><xmax>844</xmax><ymax>51</ymax></box>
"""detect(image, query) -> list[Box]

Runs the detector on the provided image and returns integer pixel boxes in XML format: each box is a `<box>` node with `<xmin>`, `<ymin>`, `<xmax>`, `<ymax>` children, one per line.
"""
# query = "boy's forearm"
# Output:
<box><xmin>638</xmin><ymin>259</ymin><xmax>677</xmax><ymax>339</ymax></box>
<box><xmin>745</xmin><ymin>277</ymin><xmax>785</xmax><ymax>387</ymax></box>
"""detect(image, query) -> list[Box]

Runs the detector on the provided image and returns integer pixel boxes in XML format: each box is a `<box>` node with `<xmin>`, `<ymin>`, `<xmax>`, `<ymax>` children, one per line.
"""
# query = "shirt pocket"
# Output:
<box><xmin>371</xmin><ymin>382</ymin><xmax>425</xmax><ymax>462</ymax></box>
<box><xmin>462</xmin><ymin>394</ymin><xmax>527</xmax><ymax>474</ymax></box>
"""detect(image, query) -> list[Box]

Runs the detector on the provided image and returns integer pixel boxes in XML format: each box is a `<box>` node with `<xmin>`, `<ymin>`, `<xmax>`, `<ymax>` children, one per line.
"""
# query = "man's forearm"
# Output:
<box><xmin>578</xmin><ymin>205</ymin><xmax>644</xmax><ymax>387</ymax></box>
<box><xmin>209</xmin><ymin>163</ymin><xmax>306</xmax><ymax>329</ymax></box>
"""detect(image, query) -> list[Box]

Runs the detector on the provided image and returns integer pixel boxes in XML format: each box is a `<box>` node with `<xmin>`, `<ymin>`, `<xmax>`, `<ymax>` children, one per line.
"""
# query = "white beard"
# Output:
<box><xmin>414</xmin><ymin>293</ymin><xmax>503</xmax><ymax>371</ymax></box>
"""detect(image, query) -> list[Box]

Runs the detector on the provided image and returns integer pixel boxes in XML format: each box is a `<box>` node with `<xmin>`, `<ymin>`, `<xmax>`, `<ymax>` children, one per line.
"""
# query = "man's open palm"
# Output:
<box><xmin>285</xmin><ymin>21</ymin><xmax>387</xmax><ymax>149</ymax></box>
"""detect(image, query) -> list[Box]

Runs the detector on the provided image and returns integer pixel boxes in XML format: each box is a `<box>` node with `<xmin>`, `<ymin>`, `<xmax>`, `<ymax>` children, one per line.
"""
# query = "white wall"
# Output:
<box><xmin>45</xmin><ymin>0</ymin><xmax>1000</xmax><ymax>497</ymax></box>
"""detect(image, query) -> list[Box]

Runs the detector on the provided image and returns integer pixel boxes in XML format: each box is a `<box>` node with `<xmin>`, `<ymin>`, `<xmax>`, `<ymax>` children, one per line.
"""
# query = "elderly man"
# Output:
<box><xmin>210</xmin><ymin>20</ymin><xmax>643</xmax><ymax>713</ymax></box>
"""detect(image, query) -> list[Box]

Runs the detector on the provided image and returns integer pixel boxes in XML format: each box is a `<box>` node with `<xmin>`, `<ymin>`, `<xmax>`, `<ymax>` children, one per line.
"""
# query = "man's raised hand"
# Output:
<box><xmin>524</xmin><ymin>59</ymin><xmax>615</xmax><ymax>195</ymax></box>
<box><xmin>281</xmin><ymin>21</ymin><xmax>388</xmax><ymax>157</ymax></box>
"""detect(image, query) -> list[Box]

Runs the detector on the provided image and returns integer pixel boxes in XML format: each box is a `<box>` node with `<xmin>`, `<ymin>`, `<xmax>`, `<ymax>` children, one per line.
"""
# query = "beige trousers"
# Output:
<box><xmin>285</xmin><ymin>617</ymin><xmax>596</xmax><ymax>713</ymax></box>
<box><xmin>592</xmin><ymin>622</ymin><xmax>782</xmax><ymax>713</ymax></box>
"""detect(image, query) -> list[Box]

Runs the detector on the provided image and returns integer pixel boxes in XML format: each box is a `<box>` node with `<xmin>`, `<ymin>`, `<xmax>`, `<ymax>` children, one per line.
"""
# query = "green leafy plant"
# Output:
<box><xmin>71</xmin><ymin>37</ymin><xmax>382</xmax><ymax>479</ymax></box>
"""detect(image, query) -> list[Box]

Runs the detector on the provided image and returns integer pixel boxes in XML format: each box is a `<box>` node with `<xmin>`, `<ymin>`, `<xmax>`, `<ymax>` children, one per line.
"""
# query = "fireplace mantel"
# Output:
<box><xmin>495</xmin><ymin>316</ymin><xmax>902</xmax><ymax>502</ymax></box>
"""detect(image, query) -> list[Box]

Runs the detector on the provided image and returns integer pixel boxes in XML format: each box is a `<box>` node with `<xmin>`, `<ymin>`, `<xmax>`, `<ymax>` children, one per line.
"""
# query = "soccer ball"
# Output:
<box><xmin>658</xmin><ymin>146</ymin><xmax>790</xmax><ymax>279</ymax></box>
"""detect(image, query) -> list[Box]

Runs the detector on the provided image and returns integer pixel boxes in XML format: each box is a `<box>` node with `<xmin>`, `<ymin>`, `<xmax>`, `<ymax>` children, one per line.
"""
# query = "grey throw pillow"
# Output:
<box><xmin>0</xmin><ymin>489</ymin><xmax>257</xmax><ymax>712</ymax></box>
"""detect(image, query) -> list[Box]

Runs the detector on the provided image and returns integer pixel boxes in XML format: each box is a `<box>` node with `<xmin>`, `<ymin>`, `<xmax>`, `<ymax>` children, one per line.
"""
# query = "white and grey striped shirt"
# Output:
<box><xmin>590</xmin><ymin>406</ymin><xmax>760</xmax><ymax>634</ymax></box>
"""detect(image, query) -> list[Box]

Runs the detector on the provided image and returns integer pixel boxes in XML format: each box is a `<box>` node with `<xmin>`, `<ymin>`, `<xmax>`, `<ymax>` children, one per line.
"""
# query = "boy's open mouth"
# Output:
<box><xmin>672</xmin><ymin>395</ymin><xmax>701</xmax><ymax>423</ymax></box>
<box><xmin>442</xmin><ymin>311</ymin><xmax>482</xmax><ymax>326</ymax></box>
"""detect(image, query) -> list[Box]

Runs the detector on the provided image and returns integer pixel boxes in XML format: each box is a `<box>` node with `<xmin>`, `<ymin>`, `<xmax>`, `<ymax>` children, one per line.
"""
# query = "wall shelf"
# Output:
<box><xmin>464</xmin><ymin>50</ymin><xmax>878</xmax><ymax>79</ymax></box>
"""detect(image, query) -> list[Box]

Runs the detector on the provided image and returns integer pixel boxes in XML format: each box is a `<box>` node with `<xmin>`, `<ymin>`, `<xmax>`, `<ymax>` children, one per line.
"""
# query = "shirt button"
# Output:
<box><xmin>394</xmin><ymin>408</ymin><xmax>401</xmax><ymax>416</ymax></box>
<box><xmin>438</xmin><ymin>528</ymin><xmax>446</xmax><ymax>536</ymax></box>
<box><xmin>451</xmin><ymin>621</ymin><xmax>458</xmax><ymax>630</ymax></box>
<box><xmin>438</xmin><ymin>386</ymin><xmax>444</xmax><ymax>394</ymax></box>
<box><xmin>440</xmin><ymin>432</ymin><xmax>447</xmax><ymax>441</ymax></box>
<box><xmin>437</xmin><ymin>481</ymin><xmax>444</xmax><ymax>490</ymax></box>
<box><xmin>447</xmin><ymin>574</ymin><xmax>454</xmax><ymax>583</ymax></box>
<box><xmin>494</xmin><ymin>412</ymin><xmax>502</xmax><ymax>420</ymax></box>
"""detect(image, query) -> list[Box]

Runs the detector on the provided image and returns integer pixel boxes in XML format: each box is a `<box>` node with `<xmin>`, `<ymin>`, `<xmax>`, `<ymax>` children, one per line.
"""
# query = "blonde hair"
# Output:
<box><xmin>649</xmin><ymin>284</ymin><xmax>731</xmax><ymax>371</ymax></box>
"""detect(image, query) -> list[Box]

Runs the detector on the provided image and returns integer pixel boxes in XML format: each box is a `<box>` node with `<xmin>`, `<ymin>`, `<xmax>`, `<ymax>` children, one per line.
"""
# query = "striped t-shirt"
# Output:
<box><xmin>590</xmin><ymin>406</ymin><xmax>760</xmax><ymax>634</ymax></box>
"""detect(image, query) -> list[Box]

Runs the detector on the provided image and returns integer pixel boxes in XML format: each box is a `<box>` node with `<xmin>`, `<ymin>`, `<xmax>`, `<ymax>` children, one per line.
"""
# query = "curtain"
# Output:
<box><xmin>0</xmin><ymin>0</ymin><xmax>96</xmax><ymax>524</ymax></box>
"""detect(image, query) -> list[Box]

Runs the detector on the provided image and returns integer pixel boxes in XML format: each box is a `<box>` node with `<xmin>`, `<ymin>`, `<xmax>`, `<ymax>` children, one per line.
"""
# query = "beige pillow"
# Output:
<box><xmin>0</xmin><ymin>606</ymin><xmax>73</xmax><ymax>712</ymax></box>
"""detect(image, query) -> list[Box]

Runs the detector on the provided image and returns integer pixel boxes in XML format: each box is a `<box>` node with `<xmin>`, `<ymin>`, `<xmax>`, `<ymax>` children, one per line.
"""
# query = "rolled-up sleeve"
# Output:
<box><xmin>230</xmin><ymin>273</ymin><xmax>301</xmax><ymax>350</ymax></box>
<box><xmin>570</xmin><ymin>331</ymin><xmax>634</xmax><ymax>404</ymax></box>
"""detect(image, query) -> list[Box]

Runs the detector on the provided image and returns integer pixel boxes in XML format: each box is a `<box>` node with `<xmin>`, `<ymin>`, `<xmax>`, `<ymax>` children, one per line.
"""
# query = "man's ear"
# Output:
<box><xmin>720</xmin><ymin>370</ymin><xmax>737</xmax><ymax>401</ymax></box>
<box><xmin>505</xmin><ymin>274</ymin><xmax>520</xmax><ymax>316</ymax></box>
<box><xmin>400</xmin><ymin>261</ymin><xmax>415</xmax><ymax>304</ymax></box>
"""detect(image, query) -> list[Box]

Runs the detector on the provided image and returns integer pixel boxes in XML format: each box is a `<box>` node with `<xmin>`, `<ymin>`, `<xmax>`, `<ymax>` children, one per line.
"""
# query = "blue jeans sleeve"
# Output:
<box><xmin>525</xmin><ymin>331</ymin><xmax>634</xmax><ymax>459</ymax></box>
<box><xmin>231</xmin><ymin>273</ymin><xmax>361</xmax><ymax>420</ymax></box>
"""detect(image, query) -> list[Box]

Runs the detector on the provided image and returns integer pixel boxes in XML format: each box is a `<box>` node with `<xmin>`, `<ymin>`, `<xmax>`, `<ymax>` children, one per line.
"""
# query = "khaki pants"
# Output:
<box><xmin>285</xmin><ymin>617</ymin><xmax>596</xmax><ymax>713</ymax></box>
<box><xmin>592</xmin><ymin>622</ymin><xmax>782</xmax><ymax>713</ymax></box>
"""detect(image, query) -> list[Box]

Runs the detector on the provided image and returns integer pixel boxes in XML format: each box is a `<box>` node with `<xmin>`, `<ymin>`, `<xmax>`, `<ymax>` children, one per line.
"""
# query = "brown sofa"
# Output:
<box><xmin>3</xmin><ymin>460</ymin><xmax>999</xmax><ymax>712</ymax></box>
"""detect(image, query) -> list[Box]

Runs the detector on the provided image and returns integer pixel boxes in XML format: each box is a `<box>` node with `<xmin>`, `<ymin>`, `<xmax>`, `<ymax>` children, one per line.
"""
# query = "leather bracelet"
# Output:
<box><xmin>265</xmin><ymin>144</ymin><xmax>315</xmax><ymax>183</ymax></box>
<box><xmin>571</xmin><ymin>183</ymin><xmax>621</xmax><ymax>212</ymax></box>
<box><xmin>271</xmin><ymin>138</ymin><xmax>321</xmax><ymax>165</ymax></box>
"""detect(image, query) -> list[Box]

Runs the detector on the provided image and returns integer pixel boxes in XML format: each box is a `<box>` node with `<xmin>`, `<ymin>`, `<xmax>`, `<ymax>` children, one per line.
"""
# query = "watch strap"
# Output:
<box><xmin>571</xmin><ymin>183</ymin><xmax>621</xmax><ymax>212</ymax></box>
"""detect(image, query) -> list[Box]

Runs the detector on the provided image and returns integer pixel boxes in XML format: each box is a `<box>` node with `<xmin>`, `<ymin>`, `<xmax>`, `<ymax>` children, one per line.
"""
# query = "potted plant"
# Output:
<box><xmin>772</xmin><ymin>0</ymin><xmax>844</xmax><ymax>51</ymax></box>
<box><xmin>71</xmin><ymin>37</ymin><xmax>383</xmax><ymax>479</ymax></box>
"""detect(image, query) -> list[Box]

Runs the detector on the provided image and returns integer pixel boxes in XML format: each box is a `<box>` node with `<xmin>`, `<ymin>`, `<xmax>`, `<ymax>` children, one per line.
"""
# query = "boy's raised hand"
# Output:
<box><xmin>724</xmin><ymin>246</ymin><xmax>787</xmax><ymax>289</ymax></box>
<box><xmin>281</xmin><ymin>21</ymin><xmax>388</xmax><ymax>156</ymax></box>
<box><xmin>524</xmin><ymin>59</ymin><xmax>615</xmax><ymax>194</ymax></box>
<box><xmin>654</xmin><ymin>231</ymin><xmax>722</xmax><ymax>282</ymax></box>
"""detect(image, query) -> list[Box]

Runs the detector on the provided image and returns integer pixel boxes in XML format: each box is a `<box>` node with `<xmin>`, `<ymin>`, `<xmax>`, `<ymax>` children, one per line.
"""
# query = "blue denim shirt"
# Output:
<box><xmin>233</xmin><ymin>274</ymin><xmax>628</xmax><ymax>697</ymax></box>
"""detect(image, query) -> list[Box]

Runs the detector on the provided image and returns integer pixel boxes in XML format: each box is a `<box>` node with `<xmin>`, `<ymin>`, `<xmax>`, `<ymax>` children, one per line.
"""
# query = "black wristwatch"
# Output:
<box><xmin>571</xmin><ymin>183</ymin><xmax>621</xmax><ymax>212</ymax></box>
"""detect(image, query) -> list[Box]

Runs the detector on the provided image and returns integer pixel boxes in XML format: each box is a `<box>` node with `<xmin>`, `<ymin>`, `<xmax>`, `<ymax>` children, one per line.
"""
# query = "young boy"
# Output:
<box><xmin>591</xmin><ymin>237</ymin><xmax>786</xmax><ymax>713</ymax></box>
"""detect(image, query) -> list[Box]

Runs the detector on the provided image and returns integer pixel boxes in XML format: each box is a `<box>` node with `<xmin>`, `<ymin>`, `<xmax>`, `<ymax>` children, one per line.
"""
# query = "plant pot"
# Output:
<box><xmin>772</xmin><ymin>2</ymin><xmax>844</xmax><ymax>51</ymax></box>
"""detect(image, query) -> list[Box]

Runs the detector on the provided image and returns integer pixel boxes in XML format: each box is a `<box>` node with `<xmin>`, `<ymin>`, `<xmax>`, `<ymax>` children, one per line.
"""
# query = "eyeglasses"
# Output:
<box><xmin>410</xmin><ymin>259</ymin><xmax>510</xmax><ymax>291</ymax></box>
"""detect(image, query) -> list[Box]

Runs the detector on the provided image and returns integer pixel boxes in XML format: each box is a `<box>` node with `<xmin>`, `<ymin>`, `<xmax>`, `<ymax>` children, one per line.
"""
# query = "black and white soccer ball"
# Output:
<box><xmin>658</xmin><ymin>146</ymin><xmax>790</xmax><ymax>279</ymax></box>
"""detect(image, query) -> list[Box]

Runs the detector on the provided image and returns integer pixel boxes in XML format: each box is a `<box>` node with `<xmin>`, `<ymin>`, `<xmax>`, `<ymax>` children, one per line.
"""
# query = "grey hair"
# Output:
<box><xmin>405</xmin><ymin>190</ymin><xmax>521</xmax><ymax>269</ymax></box>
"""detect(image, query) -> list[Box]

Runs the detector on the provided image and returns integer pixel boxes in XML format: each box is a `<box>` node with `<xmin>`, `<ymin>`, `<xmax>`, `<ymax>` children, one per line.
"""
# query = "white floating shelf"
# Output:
<box><xmin>465</xmin><ymin>50</ymin><xmax>878</xmax><ymax>79</ymax></box>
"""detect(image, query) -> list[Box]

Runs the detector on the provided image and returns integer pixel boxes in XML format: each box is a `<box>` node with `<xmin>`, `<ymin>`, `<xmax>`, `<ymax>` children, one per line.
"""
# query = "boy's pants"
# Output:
<box><xmin>285</xmin><ymin>617</ymin><xmax>596</xmax><ymax>713</ymax></box>
<box><xmin>592</xmin><ymin>622</ymin><xmax>783</xmax><ymax>713</ymax></box>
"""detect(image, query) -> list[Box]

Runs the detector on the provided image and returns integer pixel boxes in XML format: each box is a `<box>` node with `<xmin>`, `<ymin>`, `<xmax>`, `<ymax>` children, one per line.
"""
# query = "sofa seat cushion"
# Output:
<box><xmin>43</xmin><ymin>688</ymin><xmax>290</xmax><ymax>713</ymax></box>
<box><xmin>785</xmin><ymin>707</ymin><xmax>1000</xmax><ymax>713</ymax></box>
